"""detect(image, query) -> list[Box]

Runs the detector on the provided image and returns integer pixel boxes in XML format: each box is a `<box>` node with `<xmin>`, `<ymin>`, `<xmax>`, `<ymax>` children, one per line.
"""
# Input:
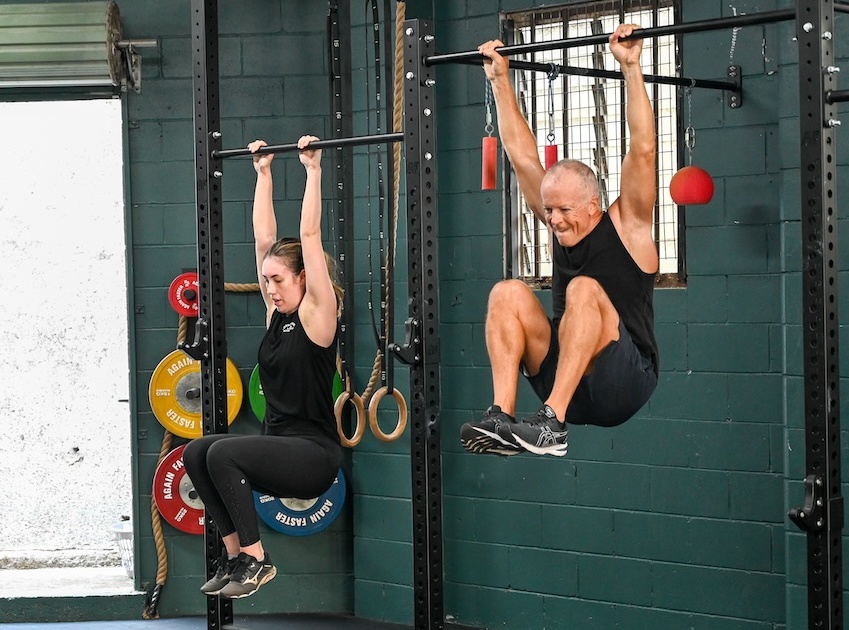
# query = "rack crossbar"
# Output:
<box><xmin>425</xmin><ymin>8</ymin><xmax>795</xmax><ymax>66</ymax></box>
<box><xmin>451</xmin><ymin>56</ymin><xmax>735</xmax><ymax>91</ymax></box>
<box><xmin>212</xmin><ymin>132</ymin><xmax>404</xmax><ymax>159</ymax></box>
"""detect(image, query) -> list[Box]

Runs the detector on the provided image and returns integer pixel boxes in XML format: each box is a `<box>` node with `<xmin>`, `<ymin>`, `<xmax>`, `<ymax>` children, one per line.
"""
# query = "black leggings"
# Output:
<box><xmin>182</xmin><ymin>434</ymin><xmax>341</xmax><ymax>547</ymax></box>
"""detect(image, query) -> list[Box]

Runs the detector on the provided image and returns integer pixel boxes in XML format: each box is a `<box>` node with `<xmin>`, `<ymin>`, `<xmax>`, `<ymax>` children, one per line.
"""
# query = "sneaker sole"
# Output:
<box><xmin>461</xmin><ymin>433</ymin><xmax>521</xmax><ymax>456</ymax></box>
<box><xmin>472</xmin><ymin>425</ymin><xmax>520</xmax><ymax>448</ymax></box>
<box><xmin>512</xmin><ymin>434</ymin><xmax>568</xmax><ymax>457</ymax></box>
<box><xmin>200</xmin><ymin>577</ymin><xmax>231</xmax><ymax>596</ymax></box>
<box><xmin>220</xmin><ymin>567</ymin><xmax>277</xmax><ymax>599</ymax></box>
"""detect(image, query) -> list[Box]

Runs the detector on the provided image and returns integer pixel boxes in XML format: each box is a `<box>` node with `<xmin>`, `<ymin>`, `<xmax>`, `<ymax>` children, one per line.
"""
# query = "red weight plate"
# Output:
<box><xmin>168</xmin><ymin>272</ymin><xmax>199</xmax><ymax>317</ymax></box>
<box><xmin>152</xmin><ymin>444</ymin><xmax>205</xmax><ymax>535</ymax></box>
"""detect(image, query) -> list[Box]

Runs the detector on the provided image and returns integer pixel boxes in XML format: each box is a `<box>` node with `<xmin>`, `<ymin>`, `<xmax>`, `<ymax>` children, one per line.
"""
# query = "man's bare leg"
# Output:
<box><xmin>485</xmin><ymin>279</ymin><xmax>551</xmax><ymax>415</ymax></box>
<box><xmin>545</xmin><ymin>276</ymin><xmax>621</xmax><ymax>420</ymax></box>
<box><xmin>501</xmin><ymin>277</ymin><xmax>619</xmax><ymax>456</ymax></box>
<box><xmin>460</xmin><ymin>280</ymin><xmax>550</xmax><ymax>455</ymax></box>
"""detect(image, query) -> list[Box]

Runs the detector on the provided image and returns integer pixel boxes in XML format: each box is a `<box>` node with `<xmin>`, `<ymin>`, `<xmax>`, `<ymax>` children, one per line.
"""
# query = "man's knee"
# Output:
<box><xmin>487</xmin><ymin>279</ymin><xmax>540</xmax><ymax>325</ymax></box>
<box><xmin>564</xmin><ymin>276</ymin><xmax>617</xmax><ymax>313</ymax></box>
<box><xmin>488</xmin><ymin>279</ymin><xmax>531</xmax><ymax>304</ymax></box>
<box><xmin>563</xmin><ymin>276</ymin><xmax>620</xmax><ymax>342</ymax></box>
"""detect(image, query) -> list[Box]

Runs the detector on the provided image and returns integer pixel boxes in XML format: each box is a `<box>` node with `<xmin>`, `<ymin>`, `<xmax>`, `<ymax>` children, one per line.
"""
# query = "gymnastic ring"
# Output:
<box><xmin>367</xmin><ymin>386</ymin><xmax>408</xmax><ymax>442</ymax></box>
<box><xmin>334</xmin><ymin>390</ymin><xmax>366</xmax><ymax>447</ymax></box>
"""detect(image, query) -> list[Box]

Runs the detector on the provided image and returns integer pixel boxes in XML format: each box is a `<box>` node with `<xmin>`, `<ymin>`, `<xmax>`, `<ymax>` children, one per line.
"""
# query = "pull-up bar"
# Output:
<box><xmin>463</xmin><ymin>57</ymin><xmax>736</xmax><ymax>92</ymax></box>
<box><xmin>424</xmin><ymin>8</ymin><xmax>795</xmax><ymax>66</ymax></box>
<box><xmin>212</xmin><ymin>131</ymin><xmax>404</xmax><ymax>160</ymax></box>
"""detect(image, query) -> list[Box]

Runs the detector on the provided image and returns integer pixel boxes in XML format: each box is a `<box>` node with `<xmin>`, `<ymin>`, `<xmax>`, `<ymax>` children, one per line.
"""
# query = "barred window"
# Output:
<box><xmin>502</xmin><ymin>0</ymin><xmax>683</xmax><ymax>286</ymax></box>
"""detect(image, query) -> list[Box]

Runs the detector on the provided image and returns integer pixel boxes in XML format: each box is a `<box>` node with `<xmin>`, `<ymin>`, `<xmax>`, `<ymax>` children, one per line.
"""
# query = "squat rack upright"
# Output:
<box><xmin>186</xmin><ymin>2</ymin><xmax>442</xmax><ymax>629</ymax></box>
<box><xmin>185</xmin><ymin>2</ymin><xmax>844</xmax><ymax>630</ymax></box>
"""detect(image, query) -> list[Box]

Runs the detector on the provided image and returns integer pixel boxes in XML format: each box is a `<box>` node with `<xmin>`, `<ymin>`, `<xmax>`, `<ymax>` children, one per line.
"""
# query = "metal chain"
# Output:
<box><xmin>547</xmin><ymin>65</ymin><xmax>558</xmax><ymax>144</ymax></box>
<box><xmin>484</xmin><ymin>78</ymin><xmax>494</xmax><ymax>136</ymax></box>
<box><xmin>684</xmin><ymin>86</ymin><xmax>695</xmax><ymax>165</ymax></box>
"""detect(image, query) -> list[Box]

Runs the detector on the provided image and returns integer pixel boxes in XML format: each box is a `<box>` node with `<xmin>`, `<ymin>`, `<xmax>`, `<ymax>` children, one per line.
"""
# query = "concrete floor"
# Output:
<box><xmin>0</xmin><ymin>569</ymin><xmax>422</xmax><ymax>630</ymax></box>
<box><xmin>0</xmin><ymin>566</ymin><xmax>137</xmax><ymax>598</ymax></box>
<box><xmin>0</xmin><ymin>616</ymin><xmax>413</xmax><ymax>629</ymax></box>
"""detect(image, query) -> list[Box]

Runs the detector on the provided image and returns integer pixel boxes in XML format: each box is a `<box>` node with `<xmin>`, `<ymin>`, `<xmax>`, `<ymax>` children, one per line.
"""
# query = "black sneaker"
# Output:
<box><xmin>199</xmin><ymin>551</ymin><xmax>240</xmax><ymax>595</ymax></box>
<box><xmin>460</xmin><ymin>405</ymin><xmax>524</xmax><ymax>456</ymax></box>
<box><xmin>217</xmin><ymin>551</ymin><xmax>277</xmax><ymax>599</ymax></box>
<box><xmin>500</xmin><ymin>404</ymin><xmax>568</xmax><ymax>457</ymax></box>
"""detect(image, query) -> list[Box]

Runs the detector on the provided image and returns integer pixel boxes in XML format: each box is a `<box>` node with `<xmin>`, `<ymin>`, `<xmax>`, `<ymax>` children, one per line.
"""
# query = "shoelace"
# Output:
<box><xmin>229</xmin><ymin>556</ymin><xmax>251</xmax><ymax>582</ymax></box>
<box><xmin>526</xmin><ymin>408</ymin><xmax>556</xmax><ymax>427</ymax></box>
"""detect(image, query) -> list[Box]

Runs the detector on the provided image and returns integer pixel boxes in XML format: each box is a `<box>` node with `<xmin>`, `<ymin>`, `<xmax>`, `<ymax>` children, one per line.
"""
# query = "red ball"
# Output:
<box><xmin>669</xmin><ymin>165</ymin><xmax>714</xmax><ymax>205</ymax></box>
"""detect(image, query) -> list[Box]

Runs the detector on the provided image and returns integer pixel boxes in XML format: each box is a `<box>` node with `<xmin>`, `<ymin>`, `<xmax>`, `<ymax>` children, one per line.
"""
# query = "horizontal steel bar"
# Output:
<box><xmin>836</xmin><ymin>2</ymin><xmax>849</xmax><ymax>14</ymax></box>
<box><xmin>826</xmin><ymin>89</ymin><xmax>849</xmax><ymax>103</ymax></box>
<box><xmin>425</xmin><ymin>8</ymin><xmax>795</xmax><ymax>66</ymax></box>
<box><xmin>115</xmin><ymin>39</ymin><xmax>159</xmax><ymax>48</ymax></box>
<box><xmin>212</xmin><ymin>132</ymin><xmax>404</xmax><ymax>159</ymax></box>
<box><xmin>457</xmin><ymin>56</ymin><xmax>736</xmax><ymax>91</ymax></box>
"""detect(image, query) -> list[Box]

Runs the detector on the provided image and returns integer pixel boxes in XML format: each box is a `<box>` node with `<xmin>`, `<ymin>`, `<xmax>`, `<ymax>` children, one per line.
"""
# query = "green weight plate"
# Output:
<box><xmin>249</xmin><ymin>364</ymin><xmax>266</xmax><ymax>422</ymax></box>
<box><xmin>249</xmin><ymin>364</ymin><xmax>343</xmax><ymax>423</ymax></box>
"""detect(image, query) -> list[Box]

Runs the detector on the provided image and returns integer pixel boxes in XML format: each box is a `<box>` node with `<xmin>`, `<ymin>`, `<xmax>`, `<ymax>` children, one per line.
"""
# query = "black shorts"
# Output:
<box><xmin>525</xmin><ymin>318</ymin><xmax>657</xmax><ymax>427</ymax></box>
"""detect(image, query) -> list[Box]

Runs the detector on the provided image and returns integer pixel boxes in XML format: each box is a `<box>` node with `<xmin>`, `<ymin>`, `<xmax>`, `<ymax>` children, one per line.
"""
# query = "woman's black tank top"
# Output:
<box><xmin>551</xmin><ymin>212</ymin><xmax>659</xmax><ymax>374</ymax></box>
<box><xmin>257</xmin><ymin>308</ymin><xmax>340</xmax><ymax>445</ymax></box>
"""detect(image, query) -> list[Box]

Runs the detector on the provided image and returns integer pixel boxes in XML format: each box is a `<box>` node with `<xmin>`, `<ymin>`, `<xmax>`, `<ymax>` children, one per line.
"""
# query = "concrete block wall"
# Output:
<box><xmin>344</xmin><ymin>7</ymin><xmax>415</xmax><ymax>624</ymax></box>
<box><xmin>7</xmin><ymin>0</ymin><xmax>848</xmax><ymax>626</ymax></box>
<box><xmin>426</xmin><ymin>0</ymin><xmax>846</xmax><ymax>628</ymax></box>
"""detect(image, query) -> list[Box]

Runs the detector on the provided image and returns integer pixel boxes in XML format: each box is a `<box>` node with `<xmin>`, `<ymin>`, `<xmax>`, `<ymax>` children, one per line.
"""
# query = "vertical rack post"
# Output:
<box><xmin>328</xmin><ymin>1</ymin><xmax>355</xmax><ymax>378</ymax></box>
<box><xmin>189</xmin><ymin>0</ymin><xmax>232</xmax><ymax>628</ymax></box>
<box><xmin>401</xmin><ymin>18</ymin><xmax>444</xmax><ymax>630</ymax></box>
<box><xmin>791</xmin><ymin>0</ymin><xmax>844</xmax><ymax>628</ymax></box>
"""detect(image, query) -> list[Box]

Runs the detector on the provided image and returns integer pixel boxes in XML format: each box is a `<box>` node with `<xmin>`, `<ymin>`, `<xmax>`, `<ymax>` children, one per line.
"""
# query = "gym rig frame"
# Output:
<box><xmin>183</xmin><ymin>1</ymin><xmax>847</xmax><ymax>629</ymax></box>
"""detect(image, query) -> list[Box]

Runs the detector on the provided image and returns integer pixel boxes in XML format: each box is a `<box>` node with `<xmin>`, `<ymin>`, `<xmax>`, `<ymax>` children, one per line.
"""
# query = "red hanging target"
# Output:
<box><xmin>168</xmin><ymin>272</ymin><xmax>199</xmax><ymax>317</ymax></box>
<box><xmin>545</xmin><ymin>144</ymin><xmax>558</xmax><ymax>170</ymax></box>
<box><xmin>481</xmin><ymin>136</ymin><xmax>497</xmax><ymax>190</ymax></box>
<box><xmin>670</xmin><ymin>165</ymin><xmax>714</xmax><ymax>205</ymax></box>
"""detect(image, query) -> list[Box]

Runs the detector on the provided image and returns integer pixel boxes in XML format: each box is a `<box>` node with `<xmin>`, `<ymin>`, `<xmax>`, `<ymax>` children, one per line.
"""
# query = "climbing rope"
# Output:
<box><xmin>144</xmin><ymin>282</ymin><xmax>260</xmax><ymax>618</ymax></box>
<box><xmin>357</xmin><ymin>0</ymin><xmax>407</xmax><ymax>442</ymax></box>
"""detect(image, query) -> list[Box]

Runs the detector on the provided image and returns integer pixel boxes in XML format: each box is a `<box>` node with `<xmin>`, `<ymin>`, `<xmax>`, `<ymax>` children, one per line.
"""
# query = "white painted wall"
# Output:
<box><xmin>0</xmin><ymin>99</ymin><xmax>131</xmax><ymax>568</ymax></box>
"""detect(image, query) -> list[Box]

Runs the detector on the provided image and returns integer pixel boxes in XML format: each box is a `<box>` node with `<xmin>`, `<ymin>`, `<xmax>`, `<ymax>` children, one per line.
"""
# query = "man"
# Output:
<box><xmin>460</xmin><ymin>24</ymin><xmax>659</xmax><ymax>457</ymax></box>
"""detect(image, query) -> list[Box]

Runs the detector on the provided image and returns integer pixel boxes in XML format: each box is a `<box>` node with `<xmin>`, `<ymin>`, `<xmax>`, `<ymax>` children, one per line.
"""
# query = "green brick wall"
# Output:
<box><xmin>430</xmin><ymin>0</ymin><xmax>848</xmax><ymax>629</ymax></box>
<box><xmin>9</xmin><ymin>0</ymin><xmax>849</xmax><ymax>626</ymax></box>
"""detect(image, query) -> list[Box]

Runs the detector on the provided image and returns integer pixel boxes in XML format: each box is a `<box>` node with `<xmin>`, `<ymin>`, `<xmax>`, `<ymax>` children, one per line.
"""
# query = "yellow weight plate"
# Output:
<box><xmin>148</xmin><ymin>350</ymin><xmax>243</xmax><ymax>439</ymax></box>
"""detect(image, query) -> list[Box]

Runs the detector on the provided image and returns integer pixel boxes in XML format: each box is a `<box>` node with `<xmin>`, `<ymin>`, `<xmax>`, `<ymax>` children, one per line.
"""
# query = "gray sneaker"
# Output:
<box><xmin>199</xmin><ymin>552</ymin><xmax>240</xmax><ymax>595</ymax></box>
<box><xmin>217</xmin><ymin>552</ymin><xmax>277</xmax><ymax>599</ymax></box>
<box><xmin>460</xmin><ymin>405</ymin><xmax>524</xmax><ymax>456</ymax></box>
<box><xmin>499</xmin><ymin>404</ymin><xmax>568</xmax><ymax>457</ymax></box>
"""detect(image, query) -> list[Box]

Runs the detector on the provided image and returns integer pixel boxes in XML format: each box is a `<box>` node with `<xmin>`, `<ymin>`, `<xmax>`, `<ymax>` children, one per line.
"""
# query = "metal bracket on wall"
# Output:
<box><xmin>789</xmin><ymin>475</ymin><xmax>846</xmax><ymax>533</ymax></box>
<box><xmin>727</xmin><ymin>64</ymin><xmax>742</xmax><ymax>108</ymax></box>
<box><xmin>178</xmin><ymin>318</ymin><xmax>210</xmax><ymax>360</ymax></box>
<box><xmin>115</xmin><ymin>40</ymin><xmax>156</xmax><ymax>93</ymax></box>
<box><xmin>389</xmin><ymin>317</ymin><xmax>421</xmax><ymax>365</ymax></box>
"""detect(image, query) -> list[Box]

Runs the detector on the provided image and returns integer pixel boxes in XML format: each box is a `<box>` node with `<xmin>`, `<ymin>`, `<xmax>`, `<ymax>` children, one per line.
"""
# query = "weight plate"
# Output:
<box><xmin>152</xmin><ymin>444</ymin><xmax>204</xmax><ymax>535</ymax></box>
<box><xmin>248</xmin><ymin>364</ymin><xmax>265</xmax><ymax>421</ymax></box>
<box><xmin>248</xmin><ymin>364</ymin><xmax>344</xmax><ymax>423</ymax></box>
<box><xmin>253</xmin><ymin>468</ymin><xmax>346</xmax><ymax>536</ymax></box>
<box><xmin>149</xmin><ymin>350</ymin><xmax>243</xmax><ymax>439</ymax></box>
<box><xmin>168</xmin><ymin>272</ymin><xmax>199</xmax><ymax>317</ymax></box>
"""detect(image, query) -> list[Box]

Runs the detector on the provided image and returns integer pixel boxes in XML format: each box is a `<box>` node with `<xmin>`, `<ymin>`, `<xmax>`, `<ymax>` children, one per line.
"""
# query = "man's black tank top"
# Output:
<box><xmin>551</xmin><ymin>212</ymin><xmax>659</xmax><ymax>374</ymax></box>
<box><xmin>257</xmin><ymin>308</ymin><xmax>340</xmax><ymax>446</ymax></box>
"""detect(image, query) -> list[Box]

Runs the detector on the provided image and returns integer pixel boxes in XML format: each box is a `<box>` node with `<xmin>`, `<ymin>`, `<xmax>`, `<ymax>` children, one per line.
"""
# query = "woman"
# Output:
<box><xmin>182</xmin><ymin>136</ymin><xmax>343</xmax><ymax>599</ymax></box>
